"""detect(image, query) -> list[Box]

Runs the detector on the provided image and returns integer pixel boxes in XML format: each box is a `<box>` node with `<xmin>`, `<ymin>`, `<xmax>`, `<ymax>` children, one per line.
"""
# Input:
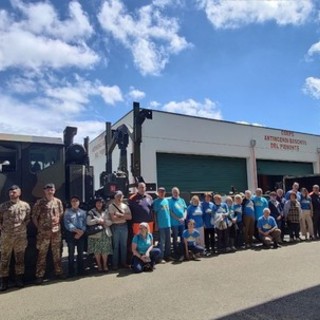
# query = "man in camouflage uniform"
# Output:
<box><xmin>0</xmin><ymin>185</ymin><xmax>31</xmax><ymax>291</ymax></box>
<box><xmin>32</xmin><ymin>183</ymin><xmax>65</xmax><ymax>284</ymax></box>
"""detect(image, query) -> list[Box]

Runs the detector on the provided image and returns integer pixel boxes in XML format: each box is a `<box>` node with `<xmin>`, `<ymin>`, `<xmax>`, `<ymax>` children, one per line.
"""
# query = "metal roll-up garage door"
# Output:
<box><xmin>257</xmin><ymin>160</ymin><xmax>313</xmax><ymax>176</ymax></box>
<box><xmin>156</xmin><ymin>153</ymin><xmax>248</xmax><ymax>194</ymax></box>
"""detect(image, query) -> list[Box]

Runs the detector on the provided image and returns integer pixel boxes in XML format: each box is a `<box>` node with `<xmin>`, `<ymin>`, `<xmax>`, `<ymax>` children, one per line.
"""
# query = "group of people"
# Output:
<box><xmin>0</xmin><ymin>180</ymin><xmax>319</xmax><ymax>292</ymax></box>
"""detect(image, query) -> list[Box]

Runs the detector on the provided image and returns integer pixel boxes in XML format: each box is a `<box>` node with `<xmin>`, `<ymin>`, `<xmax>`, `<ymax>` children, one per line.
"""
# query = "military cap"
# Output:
<box><xmin>8</xmin><ymin>185</ymin><xmax>20</xmax><ymax>191</ymax></box>
<box><xmin>43</xmin><ymin>183</ymin><xmax>55</xmax><ymax>189</ymax></box>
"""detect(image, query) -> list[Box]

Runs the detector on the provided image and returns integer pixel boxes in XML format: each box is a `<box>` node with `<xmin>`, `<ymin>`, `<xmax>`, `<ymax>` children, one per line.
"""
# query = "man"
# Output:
<box><xmin>63</xmin><ymin>195</ymin><xmax>87</xmax><ymax>277</ymax></box>
<box><xmin>258</xmin><ymin>208</ymin><xmax>281</xmax><ymax>248</ymax></box>
<box><xmin>168</xmin><ymin>187</ymin><xmax>187</xmax><ymax>258</ymax></box>
<box><xmin>268</xmin><ymin>191</ymin><xmax>283</xmax><ymax>234</ymax></box>
<box><xmin>128</xmin><ymin>182</ymin><xmax>154</xmax><ymax>235</ymax></box>
<box><xmin>33</xmin><ymin>183</ymin><xmax>64</xmax><ymax>284</ymax></box>
<box><xmin>310</xmin><ymin>184</ymin><xmax>320</xmax><ymax>238</ymax></box>
<box><xmin>252</xmin><ymin>188</ymin><xmax>268</xmax><ymax>240</ymax></box>
<box><xmin>109</xmin><ymin>191</ymin><xmax>132</xmax><ymax>270</ymax></box>
<box><xmin>0</xmin><ymin>185</ymin><xmax>30</xmax><ymax>291</ymax></box>
<box><xmin>242</xmin><ymin>190</ymin><xmax>255</xmax><ymax>248</ymax></box>
<box><xmin>285</xmin><ymin>182</ymin><xmax>301</xmax><ymax>201</ymax></box>
<box><xmin>153</xmin><ymin>187</ymin><xmax>171</xmax><ymax>262</ymax></box>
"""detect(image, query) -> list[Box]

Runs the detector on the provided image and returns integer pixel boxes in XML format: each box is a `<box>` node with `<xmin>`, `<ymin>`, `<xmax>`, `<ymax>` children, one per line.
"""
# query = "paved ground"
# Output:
<box><xmin>1</xmin><ymin>240</ymin><xmax>320</xmax><ymax>320</ymax></box>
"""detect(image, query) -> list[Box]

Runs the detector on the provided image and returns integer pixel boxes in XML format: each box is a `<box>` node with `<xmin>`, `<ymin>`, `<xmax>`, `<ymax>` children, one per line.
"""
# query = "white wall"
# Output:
<box><xmin>89</xmin><ymin>110</ymin><xmax>320</xmax><ymax>192</ymax></box>
<box><xmin>141</xmin><ymin>111</ymin><xmax>320</xmax><ymax>191</ymax></box>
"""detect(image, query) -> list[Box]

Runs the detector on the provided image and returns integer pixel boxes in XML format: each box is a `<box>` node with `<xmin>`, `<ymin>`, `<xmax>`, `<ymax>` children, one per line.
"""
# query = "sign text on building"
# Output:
<box><xmin>264</xmin><ymin>130</ymin><xmax>307</xmax><ymax>151</ymax></box>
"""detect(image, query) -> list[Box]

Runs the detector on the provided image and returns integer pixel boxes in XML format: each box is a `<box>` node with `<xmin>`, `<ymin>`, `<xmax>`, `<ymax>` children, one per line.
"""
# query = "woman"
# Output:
<box><xmin>284</xmin><ymin>192</ymin><xmax>302</xmax><ymax>242</ymax></box>
<box><xmin>201</xmin><ymin>192</ymin><xmax>216</xmax><ymax>255</ymax></box>
<box><xmin>87</xmin><ymin>198</ymin><xmax>113</xmax><ymax>272</ymax></box>
<box><xmin>109</xmin><ymin>190</ymin><xmax>132</xmax><ymax>270</ymax></box>
<box><xmin>131</xmin><ymin>222</ymin><xmax>161</xmax><ymax>273</ymax></box>
<box><xmin>213</xmin><ymin>194</ymin><xmax>230</xmax><ymax>253</ymax></box>
<box><xmin>183</xmin><ymin>219</ymin><xmax>205</xmax><ymax>260</ymax></box>
<box><xmin>187</xmin><ymin>195</ymin><xmax>205</xmax><ymax>246</ymax></box>
<box><xmin>299</xmin><ymin>188</ymin><xmax>314</xmax><ymax>240</ymax></box>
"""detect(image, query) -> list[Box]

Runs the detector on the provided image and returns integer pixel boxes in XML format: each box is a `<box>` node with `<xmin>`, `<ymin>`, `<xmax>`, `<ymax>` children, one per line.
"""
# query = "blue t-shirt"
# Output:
<box><xmin>182</xmin><ymin>229</ymin><xmax>200</xmax><ymax>246</ymax></box>
<box><xmin>252</xmin><ymin>196</ymin><xmax>268</xmax><ymax>220</ymax></box>
<box><xmin>285</xmin><ymin>190</ymin><xmax>301</xmax><ymax>202</ymax></box>
<box><xmin>257</xmin><ymin>216</ymin><xmax>277</xmax><ymax>233</ymax></box>
<box><xmin>168</xmin><ymin>197</ymin><xmax>187</xmax><ymax>227</ymax></box>
<box><xmin>213</xmin><ymin>203</ymin><xmax>229</xmax><ymax>226</ymax></box>
<box><xmin>300</xmin><ymin>196</ymin><xmax>312</xmax><ymax>210</ymax></box>
<box><xmin>231</xmin><ymin>204</ymin><xmax>243</xmax><ymax>223</ymax></box>
<box><xmin>243</xmin><ymin>199</ymin><xmax>255</xmax><ymax>218</ymax></box>
<box><xmin>132</xmin><ymin>233</ymin><xmax>153</xmax><ymax>255</ymax></box>
<box><xmin>153</xmin><ymin>197</ymin><xmax>171</xmax><ymax>229</ymax></box>
<box><xmin>187</xmin><ymin>205</ymin><xmax>204</xmax><ymax>228</ymax></box>
<box><xmin>202</xmin><ymin>201</ymin><xmax>216</xmax><ymax>228</ymax></box>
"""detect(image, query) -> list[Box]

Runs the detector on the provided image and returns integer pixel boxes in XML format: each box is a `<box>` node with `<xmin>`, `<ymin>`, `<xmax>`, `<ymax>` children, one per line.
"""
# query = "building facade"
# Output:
<box><xmin>89</xmin><ymin>110</ymin><xmax>320</xmax><ymax>194</ymax></box>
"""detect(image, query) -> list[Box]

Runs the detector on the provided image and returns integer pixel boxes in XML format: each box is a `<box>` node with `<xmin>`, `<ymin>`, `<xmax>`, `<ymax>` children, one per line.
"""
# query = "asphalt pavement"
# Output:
<box><xmin>1</xmin><ymin>240</ymin><xmax>320</xmax><ymax>320</ymax></box>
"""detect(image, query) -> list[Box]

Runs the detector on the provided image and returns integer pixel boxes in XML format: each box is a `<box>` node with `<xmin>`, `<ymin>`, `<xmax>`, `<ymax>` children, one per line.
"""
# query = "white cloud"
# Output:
<box><xmin>198</xmin><ymin>0</ymin><xmax>314</xmax><ymax>29</ymax></box>
<box><xmin>0</xmin><ymin>1</ymin><xmax>99</xmax><ymax>71</ymax></box>
<box><xmin>162</xmin><ymin>98</ymin><xmax>222</xmax><ymax>119</ymax></box>
<box><xmin>98</xmin><ymin>0</ymin><xmax>190</xmax><ymax>75</ymax></box>
<box><xmin>303</xmin><ymin>76</ymin><xmax>320</xmax><ymax>99</ymax></box>
<box><xmin>0</xmin><ymin>92</ymin><xmax>105</xmax><ymax>143</ymax></box>
<box><xmin>128</xmin><ymin>86</ymin><xmax>146</xmax><ymax>100</ymax></box>
<box><xmin>307</xmin><ymin>41</ymin><xmax>320</xmax><ymax>57</ymax></box>
<box><xmin>12</xmin><ymin>0</ymin><xmax>94</xmax><ymax>41</ymax></box>
<box><xmin>150</xmin><ymin>100</ymin><xmax>161</xmax><ymax>108</ymax></box>
<box><xmin>98</xmin><ymin>85</ymin><xmax>124</xmax><ymax>105</ymax></box>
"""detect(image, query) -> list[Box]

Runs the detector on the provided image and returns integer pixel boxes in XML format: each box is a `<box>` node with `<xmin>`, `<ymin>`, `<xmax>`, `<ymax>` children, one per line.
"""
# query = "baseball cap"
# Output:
<box><xmin>8</xmin><ymin>185</ymin><xmax>20</xmax><ymax>191</ymax></box>
<box><xmin>44</xmin><ymin>183</ymin><xmax>55</xmax><ymax>189</ymax></box>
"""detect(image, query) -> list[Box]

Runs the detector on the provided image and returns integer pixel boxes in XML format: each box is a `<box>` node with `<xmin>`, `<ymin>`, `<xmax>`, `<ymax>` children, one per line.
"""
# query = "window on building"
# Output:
<box><xmin>0</xmin><ymin>145</ymin><xmax>17</xmax><ymax>173</ymax></box>
<box><xmin>28</xmin><ymin>145</ymin><xmax>62</xmax><ymax>174</ymax></box>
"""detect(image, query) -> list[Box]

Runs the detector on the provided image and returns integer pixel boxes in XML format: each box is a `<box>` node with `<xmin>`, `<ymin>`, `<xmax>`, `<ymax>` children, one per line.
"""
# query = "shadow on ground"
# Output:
<box><xmin>216</xmin><ymin>284</ymin><xmax>320</xmax><ymax>320</ymax></box>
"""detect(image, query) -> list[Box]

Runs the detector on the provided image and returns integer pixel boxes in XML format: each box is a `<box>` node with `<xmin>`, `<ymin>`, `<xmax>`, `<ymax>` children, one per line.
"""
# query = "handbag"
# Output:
<box><xmin>86</xmin><ymin>209</ymin><xmax>104</xmax><ymax>235</ymax></box>
<box><xmin>86</xmin><ymin>224</ymin><xmax>103</xmax><ymax>235</ymax></box>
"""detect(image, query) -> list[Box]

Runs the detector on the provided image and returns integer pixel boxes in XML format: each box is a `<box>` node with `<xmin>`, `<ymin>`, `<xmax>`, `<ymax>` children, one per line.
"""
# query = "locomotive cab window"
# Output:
<box><xmin>0</xmin><ymin>145</ymin><xmax>17</xmax><ymax>173</ymax></box>
<box><xmin>28</xmin><ymin>145</ymin><xmax>61</xmax><ymax>173</ymax></box>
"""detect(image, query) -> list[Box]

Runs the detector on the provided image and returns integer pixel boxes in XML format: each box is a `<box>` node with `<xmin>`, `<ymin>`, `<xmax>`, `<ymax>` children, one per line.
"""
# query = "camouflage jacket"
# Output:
<box><xmin>32</xmin><ymin>197</ymin><xmax>63</xmax><ymax>234</ymax></box>
<box><xmin>0</xmin><ymin>200</ymin><xmax>31</xmax><ymax>235</ymax></box>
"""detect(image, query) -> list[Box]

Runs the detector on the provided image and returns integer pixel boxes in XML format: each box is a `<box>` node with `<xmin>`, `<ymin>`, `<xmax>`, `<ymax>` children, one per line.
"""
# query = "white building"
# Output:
<box><xmin>89</xmin><ymin>110</ymin><xmax>320</xmax><ymax>194</ymax></box>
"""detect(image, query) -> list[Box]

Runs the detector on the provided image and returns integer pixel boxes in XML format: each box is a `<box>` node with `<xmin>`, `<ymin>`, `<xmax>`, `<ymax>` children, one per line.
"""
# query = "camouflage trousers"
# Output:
<box><xmin>35</xmin><ymin>231</ymin><xmax>63</xmax><ymax>278</ymax></box>
<box><xmin>0</xmin><ymin>233</ymin><xmax>27</xmax><ymax>277</ymax></box>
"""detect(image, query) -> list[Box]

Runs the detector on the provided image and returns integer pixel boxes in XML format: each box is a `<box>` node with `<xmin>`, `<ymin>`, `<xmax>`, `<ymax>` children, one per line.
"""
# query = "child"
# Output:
<box><xmin>182</xmin><ymin>219</ymin><xmax>205</xmax><ymax>260</ymax></box>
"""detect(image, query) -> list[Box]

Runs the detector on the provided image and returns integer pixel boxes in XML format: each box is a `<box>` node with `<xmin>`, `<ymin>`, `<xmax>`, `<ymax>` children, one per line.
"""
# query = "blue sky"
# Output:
<box><xmin>1</xmin><ymin>0</ymin><xmax>320</xmax><ymax>142</ymax></box>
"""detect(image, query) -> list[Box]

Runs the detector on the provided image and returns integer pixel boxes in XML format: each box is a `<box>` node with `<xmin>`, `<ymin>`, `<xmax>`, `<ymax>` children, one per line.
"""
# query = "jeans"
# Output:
<box><xmin>204</xmin><ymin>228</ymin><xmax>215</xmax><ymax>252</ymax></box>
<box><xmin>288</xmin><ymin>222</ymin><xmax>300</xmax><ymax>239</ymax></box>
<box><xmin>66</xmin><ymin>234</ymin><xmax>85</xmax><ymax>276</ymax></box>
<box><xmin>312</xmin><ymin>212</ymin><xmax>320</xmax><ymax>237</ymax></box>
<box><xmin>158</xmin><ymin>227</ymin><xmax>171</xmax><ymax>259</ymax></box>
<box><xmin>185</xmin><ymin>244</ymin><xmax>204</xmax><ymax>255</ymax></box>
<box><xmin>112</xmin><ymin>223</ymin><xmax>128</xmax><ymax>267</ymax></box>
<box><xmin>131</xmin><ymin>248</ymin><xmax>161</xmax><ymax>273</ymax></box>
<box><xmin>216</xmin><ymin>228</ymin><xmax>229</xmax><ymax>251</ymax></box>
<box><xmin>171</xmin><ymin>225</ymin><xmax>184</xmax><ymax>255</ymax></box>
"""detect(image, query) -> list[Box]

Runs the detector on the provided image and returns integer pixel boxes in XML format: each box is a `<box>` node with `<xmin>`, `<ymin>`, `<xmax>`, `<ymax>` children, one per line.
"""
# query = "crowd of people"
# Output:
<box><xmin>0</xmin><ymin>180</ymin><xmax>319</xmax><ymax>292</ymax></box>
